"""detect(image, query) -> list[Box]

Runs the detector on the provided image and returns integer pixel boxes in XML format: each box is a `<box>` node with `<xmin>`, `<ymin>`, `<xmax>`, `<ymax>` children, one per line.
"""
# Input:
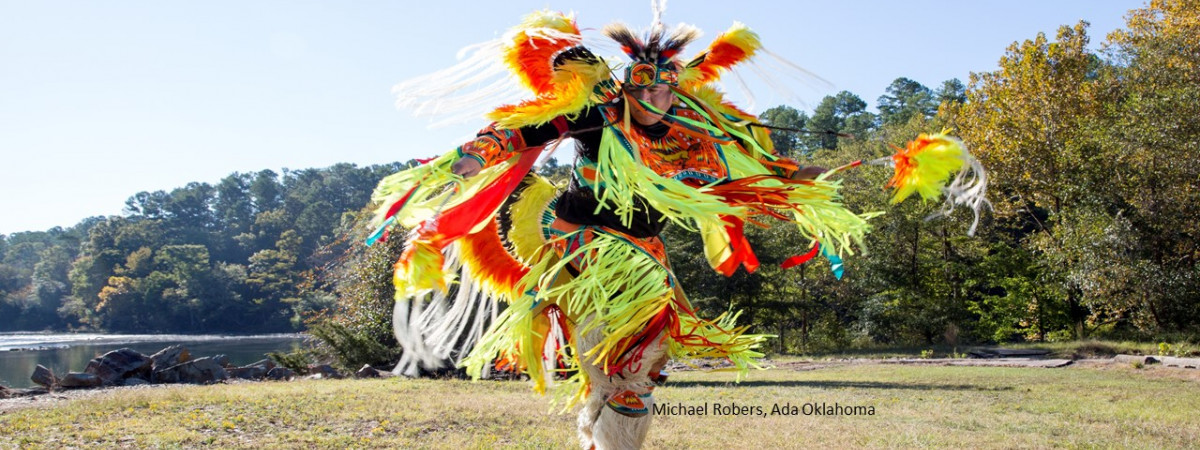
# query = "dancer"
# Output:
<box><xmin>370</xmin><ymin>8</ymin><xmax>986</xmax><ymax>450</ymax></box>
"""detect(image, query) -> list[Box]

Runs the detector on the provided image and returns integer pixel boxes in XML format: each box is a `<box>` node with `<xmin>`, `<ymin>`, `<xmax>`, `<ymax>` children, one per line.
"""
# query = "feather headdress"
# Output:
<box><xmin>604</xmin><ymin>22</ymin><xmax>700</xmax><ymax>66</ymax></box>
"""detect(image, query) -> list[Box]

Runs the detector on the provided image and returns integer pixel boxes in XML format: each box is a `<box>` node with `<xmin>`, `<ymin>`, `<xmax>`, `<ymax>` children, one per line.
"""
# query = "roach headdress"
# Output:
<box><xmin>604</xmin><ymin>23</ymin><xmax>699</xmax><ymax>88</ymax></box>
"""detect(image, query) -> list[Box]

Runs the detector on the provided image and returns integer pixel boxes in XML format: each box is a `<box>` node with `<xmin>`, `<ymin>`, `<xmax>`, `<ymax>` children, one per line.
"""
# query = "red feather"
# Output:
<box><xmin>780</xmin><ymin>242</ymin><xmax>820</xmax><ymax>269</ymax></box>
<box><xmin>406</xmin><ymin>148</ymin><xmax>542</xmax><ymax>258</ymax></box>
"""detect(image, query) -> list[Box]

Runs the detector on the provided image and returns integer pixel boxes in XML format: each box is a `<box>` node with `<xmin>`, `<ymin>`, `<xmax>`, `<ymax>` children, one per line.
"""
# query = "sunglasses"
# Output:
<box><xmin>625</xmin><ymin>62</ymin><xmax>678</xmax><ymax>88</ymax></box>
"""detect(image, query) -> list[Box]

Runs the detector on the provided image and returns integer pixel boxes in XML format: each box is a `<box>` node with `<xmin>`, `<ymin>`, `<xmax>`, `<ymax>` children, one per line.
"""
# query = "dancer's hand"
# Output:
<box><xmin>792</xmin><ymin>165</ymin><xmax>828</xmax><ymax>180</ymax></box>
<box><xmin>452</xmin><ymin>152</ymin><xmax>483</xmax><ymax>178</ymax></box>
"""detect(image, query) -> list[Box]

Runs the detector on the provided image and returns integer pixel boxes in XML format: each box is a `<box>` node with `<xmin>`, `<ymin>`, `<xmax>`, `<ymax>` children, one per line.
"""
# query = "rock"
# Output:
<box><xmin>154</xmin><ymin>357</ymin><xmax>229</xmax><ymax>384</ymax></box>
<box><xmin>948</xmin><ymin>358</ymin><xmax>1074</xmax><ymax>368</ymax></box>
<box><xmin>353</xmin><ymin>365</ymin><xmax>394</xmax><ymax>378</ymax></box>
<box><xmin>968</xmin><ymin>347</ymin><xmax>1052</xmax><ymax>359</ymax></box>
<box><xmin>355</xmin><ymin>364</ymin><xmax>381</xmax><ymax>378</ymax></box>
<box><xmin>122</xmin><ymin>378</ymin><xmax>151</xmax><ymax>386</ymax></box>
<box><xmin>3</xmin><ymin>387</ymin><xmax>47</xmax><ymax>398</ymax></box>
<box><xmin>1160</xmin><ymin>356</ymin><xmax>1200</xmax><ymax>369</ymax></box>
<box><xmin>993</xmin><ymin>349</ymin><xmax>1051</xmax><ymax>357</ymax></box>
<box><xmin>0</xmin><ymin>385</ymin><xmax>11</xmax><ymax>399</ymax></box>
<box><xmin>85</xmin><ymin>348</ymin><xmax>152</xmax><ymax>386</ymax></box>
<box><xmin>1113</xmin><ymin>354</ymin><xmax>1159</xmax><ymax>365</ymax></box>
<box><xmin>883</xmin><ymin>358</ymin><xmax>1074</xmax><ymax>368</ymax></box>
<box><xmin>60</xmin><ymin>372</ymin><xmax>103</xmax><ymax>389</ymax></box>
<box><xmin>149</xmin><ymin>345</ymin><xmax>191</xmax><ymax>372</ymax></box>
<box><xmin>31</xmin><ymin>365</ymin><xmax>58</xmax><ymax>389</ymax></box>
<box><xmin>212</xmin><ymin>354</ymin><xmax>230</xmax><ymax>368</ymax></box>
<box><xmin>266</xmin><ymin>367</ymin><xmax>295</xmax><ymax>381</ymax></box>
<box><xmin>229</xmin><ymin>366</ymin><xmax>268</xmax><ymax>380</ymax></box>
<box><xmin>248</xmin><ymin>359</ymin><xmax>277</xmax><ymax>371</ymax></box>
<box><xmin>228</xmin><ymin>358</ymin><xmax>276</xmax><ymax>379</ymax></box>
<box><xmin>308</xmin><ymin>364</ymin><xmax>343</xmax><ymax>379</ymax></box>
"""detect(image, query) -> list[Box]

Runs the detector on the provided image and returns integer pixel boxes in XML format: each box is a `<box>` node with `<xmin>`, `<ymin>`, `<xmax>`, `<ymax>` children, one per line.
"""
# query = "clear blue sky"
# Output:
<box><xmin>0</xmin><ymin>1</ymin><xmax>1141</xmax><ymax>235</ymax></box>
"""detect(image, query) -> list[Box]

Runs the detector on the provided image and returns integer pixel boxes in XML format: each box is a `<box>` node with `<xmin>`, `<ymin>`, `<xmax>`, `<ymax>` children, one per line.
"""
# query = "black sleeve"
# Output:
<box><xmin>515</xmin><ymin>106</ymin><xmax>606</xmax><ymax>147</ymax></box>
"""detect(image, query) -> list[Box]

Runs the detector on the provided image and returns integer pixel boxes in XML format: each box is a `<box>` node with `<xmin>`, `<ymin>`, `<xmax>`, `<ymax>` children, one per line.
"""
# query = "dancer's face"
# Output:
<box><xmin>627</xmin><ymin>84</ymin><xmax>674</xmax><ymax>126</ymax></box>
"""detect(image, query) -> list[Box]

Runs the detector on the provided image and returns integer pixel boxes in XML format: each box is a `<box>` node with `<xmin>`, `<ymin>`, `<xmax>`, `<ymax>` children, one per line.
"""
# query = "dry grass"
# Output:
<box><xmin>3</xmin><ymin>362</ymin><xmax>1199</xmax><ymax>449</ymax></box>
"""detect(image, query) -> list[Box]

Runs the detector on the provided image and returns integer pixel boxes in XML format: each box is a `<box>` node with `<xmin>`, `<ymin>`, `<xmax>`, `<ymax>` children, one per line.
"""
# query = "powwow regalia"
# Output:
<box><xmin>369</xmin><ymin>6</ymin><xmax>987</xmax><ymax>449</ymax></box>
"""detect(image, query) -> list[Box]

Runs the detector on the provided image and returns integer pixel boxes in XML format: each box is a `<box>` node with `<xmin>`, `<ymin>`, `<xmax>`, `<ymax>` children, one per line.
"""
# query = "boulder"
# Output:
<box><xmin>228</xmin><ymin>358</ymin><xmax>277</xmax><ymax>380</ymax></box>
<box><xmin>248</xmin><ymin>359</ymin><xmax>277</xmax><ymax>371</ymax></box>
<box><xmin>85</xmin><ymin>348</ymin><xmax>152</xmax><ymax>385</ymax></box>
<box><xmin>122</xmin><ymin>378</ymin><xmax>151</xmax><ymax>386</ymax></box>
<box><xmin>154</xmin><ymin>357</ymin><xmax>229</xmax><ymax>384</ymax></box>
<box><xmin>356</xmin><ymin>364</ymin><xmax>381</xmax><ymax>378</ymax></box>
<box><xmin>149</xmin><ymin>345</ymin><xmax>191</xmax><ymax>372</ymax></box>
<box><xmin>0</xmin><ymin>385</ymin><xmax>11</xmax><ymax>399</ymax></box>
<box><xmin>31</xmin><ymin>365</ymin><xmax>58</xmax><ymax>389</ymax></box>
<box><xmin>229</xmin><ymin>366</ymin><xmax>268</xmax><ymax>380</ymax></box>
<box><xmin>308</xmin><ymin>364</ymin><xmax>343</xmax><ymax>379</ymax></box>
<box><xmin>60</xmin><ymin>372</ymin><xmax>103</xmax><ymax>389</ymax></box>
<box><xmin>212</xmin><ymin>354</ymin><xmax>230</xmax><ymax>368</ymax></box>
<box><xmin>266</xmin><ymin>367</ymin><xmax>295</xmax><ymax>381</ymax></box>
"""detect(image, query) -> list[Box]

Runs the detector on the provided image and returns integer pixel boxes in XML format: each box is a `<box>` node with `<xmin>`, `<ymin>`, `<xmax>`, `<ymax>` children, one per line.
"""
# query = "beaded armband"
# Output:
<box><xmin>460</xmin><ymin>123</ymin><xmax>528</xmax><ymax>167</ymax></box>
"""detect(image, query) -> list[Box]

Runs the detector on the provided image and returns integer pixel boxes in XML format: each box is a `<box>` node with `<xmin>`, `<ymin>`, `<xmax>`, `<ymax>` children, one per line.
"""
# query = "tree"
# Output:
<box><xmin>246</xmin><ymin>230</ymin><xmax>304</xmax><ymax>326</ymax></box>
<box><xmin>250</xmin><ymin>170</ymin><xmax>283</xmax><ymax>213</ymax></box>
<box><xmin>805</xmin><ymin>91</ymin><xmax>877</xmax><ymax>150</ymax></box>
<box><xmin>1096</xmin><ymin>0</ymin><xmax>1200</xmax><ymax>332</ymax></box>
<box><xmin>935</xmin><ymin>78</ymin><xmax>967</xmax><ymax>106</ymax></box>
<box><xmin>958</xmin><ymin>21</ymin><xmax>1128</xmax><ymax>337</ymax></box>
<box><xmin>759</xmin><ymin>105</ymin><xmax>810</xmax><ymax>157</ymax></box>
<box><xmin>878</xmin><ymin>77</ymin><xmax>936</xmax><ymax>126</ymax></box>
<box><xmin>214</xmin><ymin>173</ymin><xmax>255</xmax><ymax>259</ymax></box>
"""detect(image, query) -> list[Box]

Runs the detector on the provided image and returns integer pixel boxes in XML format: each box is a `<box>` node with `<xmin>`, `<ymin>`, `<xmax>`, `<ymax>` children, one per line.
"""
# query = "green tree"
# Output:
<box><xmin>958</xmin><ymin>22</ymin><xmax>1107</xmax><ymax>338</ymax></box>
<box><xmin>759</xmin><ymin>105</ymin><xmax>810</xmax><ymax>157</ymax></box>
<box><xmin>878</xmin><ymin>77</ymin><xmax>936</xmax><ymax>126</ymax></box>
<box><xmin>1097</xmin><ymin>0</ymin><xmax>1200</xmax><ymax>333</ymax></box>
<box><xmin>805</xmin><ymin>91</ymin><xmax>876</xmax><ymax>150</ymax></box>
<box><xmin>246</xmin><ymin>230</ymin><xmax>303</xmax><ymax>326</ymax></box>
<box><xmin>935</xmin><ymin>78</ymin><xmax>967</xmax><ymax>106</ymax></box>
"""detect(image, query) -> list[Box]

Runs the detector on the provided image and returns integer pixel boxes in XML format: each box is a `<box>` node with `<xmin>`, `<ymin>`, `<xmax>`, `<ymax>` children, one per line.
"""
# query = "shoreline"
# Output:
<box><xmin>0</xmin><ymin>332</ymin><xmax>308</xmax><ymax>352</ymax></box>
<box><xmin>0</xmin><ymin>335</ymin><xmax>310</xmax><ymax>389</ymax></box>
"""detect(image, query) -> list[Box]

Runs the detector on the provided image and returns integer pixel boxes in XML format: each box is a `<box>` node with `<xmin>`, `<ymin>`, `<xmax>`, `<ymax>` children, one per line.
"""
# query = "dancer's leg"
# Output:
<box><xmin>575</xmin><ymin>319</ymin><xmax>666</xmax><ymax>450</ymax></box>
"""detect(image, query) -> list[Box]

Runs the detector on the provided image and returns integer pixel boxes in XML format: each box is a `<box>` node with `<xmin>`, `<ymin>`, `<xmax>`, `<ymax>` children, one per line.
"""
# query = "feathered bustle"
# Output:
<box><xmin>679</xmin><ymin>22</ymin><xmax>761</xmax><ymax>86</ymax></box>
<box><xmin>881</xmin><ymin>131</ymin><xmax>991</xmax><ymax>235</ymax></box>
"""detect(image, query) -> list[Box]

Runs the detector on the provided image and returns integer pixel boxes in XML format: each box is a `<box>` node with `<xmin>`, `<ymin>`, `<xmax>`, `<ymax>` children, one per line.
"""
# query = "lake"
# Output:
<box><xmin>0</xmin><ymin>333</ymin><xmax>308</xmax><ymax>389</ymax></box>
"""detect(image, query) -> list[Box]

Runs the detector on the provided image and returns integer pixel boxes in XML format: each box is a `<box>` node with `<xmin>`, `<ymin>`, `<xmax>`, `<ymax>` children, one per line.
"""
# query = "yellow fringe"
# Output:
<box><xmin>462</xmin><ymin>229</ymin><xmax>770</xmax><ymax>410</ymax></box>
<box><xmin>507</xmin><ymin>176</ymin><xmax>559</xmax><ymax>264</ymax></box>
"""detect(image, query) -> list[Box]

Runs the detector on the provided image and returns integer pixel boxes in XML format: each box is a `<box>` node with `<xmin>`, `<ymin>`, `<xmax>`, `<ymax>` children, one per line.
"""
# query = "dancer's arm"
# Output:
<box><xmin>452</xmin><ymin>109</ymin><xmax>602</xmax><ymax>178</ymax></box>
<box><xmin>790</xmin><ymin>164</ymin><xmax>827</xmax><ymax>180</ymax></box>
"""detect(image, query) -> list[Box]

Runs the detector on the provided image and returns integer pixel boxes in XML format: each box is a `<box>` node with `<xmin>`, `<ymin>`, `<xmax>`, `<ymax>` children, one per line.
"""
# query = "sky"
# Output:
<box><xmin>0</xmin><ymin>1</ymin><xmax>1143</xmax><ymax>236</ymax></box>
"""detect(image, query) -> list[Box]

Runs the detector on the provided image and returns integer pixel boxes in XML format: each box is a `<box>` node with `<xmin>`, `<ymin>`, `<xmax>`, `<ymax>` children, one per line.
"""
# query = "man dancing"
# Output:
<box><xmin>371</xmin><ymin>8</ymin><xmax>984</xmax><ymax>450</ymax></box>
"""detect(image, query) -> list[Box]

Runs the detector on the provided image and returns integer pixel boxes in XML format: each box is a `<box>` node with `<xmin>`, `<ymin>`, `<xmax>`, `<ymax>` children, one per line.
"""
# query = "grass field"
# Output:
<box><xmin>3</xmin><ymin>361</ymin><xmax>1199</xmax><ymax>449</ymax></box>
<box><xmin>794</xmin><ymin>339</ymin><xmax>1198</xmax><ymax>360</ymax></box>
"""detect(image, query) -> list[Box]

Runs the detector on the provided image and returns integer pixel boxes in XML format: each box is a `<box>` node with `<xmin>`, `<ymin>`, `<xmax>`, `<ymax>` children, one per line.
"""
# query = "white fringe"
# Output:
<box><xmin>929</xmin><ymin>155</ymin><xmax>991</xmax><ymax>236</ymax></box>
<box><xmin>740</xmin><ymin>47</ymin><xmax>833</xmax><ymax>110</ymax></box>
<box><xmin>651</xmin><ymin>0</ymin><xmax>667</xmax><ymax>34</ymax></box>
<box><xmin>391</xmin><ymin>27</ymin><xmax>590</xmax><ymax>128</ymax></box>
<box><xmin>391</xmin><ymin>243</ymin><xmax>502</xmax><ymax>377</ymax></box>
